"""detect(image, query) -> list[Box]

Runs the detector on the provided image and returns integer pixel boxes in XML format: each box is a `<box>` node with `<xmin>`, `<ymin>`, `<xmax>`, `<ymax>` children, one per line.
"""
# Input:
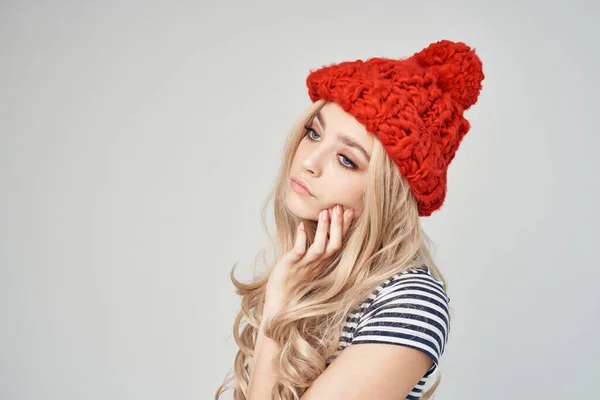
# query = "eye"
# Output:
<box><xmin>304</xmin><ymin>126</ymin><xmax>358</xmax><ymax>170</ymax></box>
<box><xmin>304</xmin><ymin>126</ymin><xmax>320</xmax><ymax>141</ymax></box>
<box><xmin>338</xmin><ymin>155</ymin><xmax>357</xmax><ymax>170</ymax></box>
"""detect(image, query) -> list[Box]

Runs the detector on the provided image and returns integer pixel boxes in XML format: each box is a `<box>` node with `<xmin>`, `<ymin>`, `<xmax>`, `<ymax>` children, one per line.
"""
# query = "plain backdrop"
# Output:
<box><xmin>1</xmin><ymin>0</ymin><xmax>599</xmax><ymax>399</ymax></box>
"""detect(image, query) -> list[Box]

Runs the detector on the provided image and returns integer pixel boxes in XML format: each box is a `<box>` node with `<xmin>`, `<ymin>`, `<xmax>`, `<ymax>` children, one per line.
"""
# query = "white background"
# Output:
<box><xmin>1</xmin><ymin>0</ymin><xmax>599</xmax><ymax>399</ymax></box>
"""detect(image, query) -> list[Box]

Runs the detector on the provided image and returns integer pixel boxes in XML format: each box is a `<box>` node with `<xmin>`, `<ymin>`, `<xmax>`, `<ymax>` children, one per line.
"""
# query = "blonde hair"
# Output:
<box><xmin>215</xmin><ymin>100</ymin><xmax>450</xmax><ymax>399</ymax></box>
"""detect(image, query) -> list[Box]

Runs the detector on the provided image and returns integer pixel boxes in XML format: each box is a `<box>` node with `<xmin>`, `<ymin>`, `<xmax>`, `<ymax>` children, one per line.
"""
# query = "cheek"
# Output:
<box><xmin>324</xmin><ymin>176</ymin><xmax>365</xmax><ymax>211</ymax></box>
<box><xmin>292</xmin><ymin>141</ymin><xmax>308</xmax><ymax>161</ymax></box>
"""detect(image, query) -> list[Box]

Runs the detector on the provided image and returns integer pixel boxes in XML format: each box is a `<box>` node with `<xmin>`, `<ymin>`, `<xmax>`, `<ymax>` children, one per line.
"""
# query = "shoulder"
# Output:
<box><xmin>352</xmin><ymin>265</ymin><xmax>451</xmax><ymax>378</ymax></box>
<box><xmin>368</xmin><ymin>265</ymin><xmax>450</xmax><ymax>314</ymax></box>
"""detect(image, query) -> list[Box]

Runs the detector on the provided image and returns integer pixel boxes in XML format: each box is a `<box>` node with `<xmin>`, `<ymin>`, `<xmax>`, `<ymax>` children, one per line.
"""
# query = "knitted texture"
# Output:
<box><xmin>306</xmin><ymin>39</ymin><xmax>484</xmax><ymax>216</ymax></box>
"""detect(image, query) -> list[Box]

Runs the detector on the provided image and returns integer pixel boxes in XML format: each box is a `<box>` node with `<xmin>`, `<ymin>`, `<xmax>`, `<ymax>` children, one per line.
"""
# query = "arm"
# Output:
<box><xmin>246</xmin><ymin>298</ymin><xmax>285</xmax><ymax>399</ymax></box>
<box><xmin>248</xmin><ymin>204</ymin><xmax>353</xmax><ymax>398</ymax></box>
<box><xmin>300</xmin><ymin>343</ymin><xmax>432</xmax><ymax>399</ymax></box>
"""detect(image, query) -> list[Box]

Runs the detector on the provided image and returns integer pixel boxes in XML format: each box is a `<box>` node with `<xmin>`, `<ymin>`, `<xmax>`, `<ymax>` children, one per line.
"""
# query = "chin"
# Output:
<box><xmin>285</xmin><ymin>188</ymin><xmax>319</xmax><ymax>221</ymax></box>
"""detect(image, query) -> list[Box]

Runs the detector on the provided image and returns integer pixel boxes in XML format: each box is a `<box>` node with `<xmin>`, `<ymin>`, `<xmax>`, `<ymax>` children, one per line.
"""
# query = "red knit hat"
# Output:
<box><xmin>306</xmin><ymin>39</ymin><xmax>484</xmax><ymax>217</ymax></box>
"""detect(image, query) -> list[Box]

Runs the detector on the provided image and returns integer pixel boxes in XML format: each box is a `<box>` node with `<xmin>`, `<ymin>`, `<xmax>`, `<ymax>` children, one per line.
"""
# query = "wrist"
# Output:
<box><xmin>263</xmin><ymin>295</ymin><xmax>285</xmax><ymax>318</ymax></box>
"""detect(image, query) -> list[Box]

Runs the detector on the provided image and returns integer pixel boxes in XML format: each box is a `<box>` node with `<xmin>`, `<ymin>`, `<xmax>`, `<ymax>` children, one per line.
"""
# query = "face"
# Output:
<box><xmin>286</xmin><ymin>102</ymin><xmax>374</xmax><ymax>221</ymax></box>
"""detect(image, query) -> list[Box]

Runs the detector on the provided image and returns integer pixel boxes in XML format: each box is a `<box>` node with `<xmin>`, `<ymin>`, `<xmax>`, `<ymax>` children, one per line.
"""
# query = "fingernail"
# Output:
<box><xmin>299</xmin><ymin>222</ymin><xmax>304</xmax><ymax>231</ymax></box>
<box><xmin>336</xmin><ymin>205</ymin><xmax>342</xmax><ymax>216</ymax></box>
<box><xmin>321</xmin><ymin>210</ymin><xmax>328</xmax><ymax>221</ymax></box>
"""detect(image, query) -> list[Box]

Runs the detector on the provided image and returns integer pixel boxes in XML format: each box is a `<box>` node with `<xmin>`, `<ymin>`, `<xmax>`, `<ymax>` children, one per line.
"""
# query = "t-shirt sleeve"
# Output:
<box><xmin>351</xmin><ymin>272</ymin><xmax>451</xmax><ymax>377</ymax></box>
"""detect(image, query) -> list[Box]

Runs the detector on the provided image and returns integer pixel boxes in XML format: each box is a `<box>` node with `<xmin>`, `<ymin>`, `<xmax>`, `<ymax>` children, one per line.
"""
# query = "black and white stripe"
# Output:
<box><xmin>326</xmin><ymin>265</ymin><xmax>451</xmax><ymax>400</ymax></box>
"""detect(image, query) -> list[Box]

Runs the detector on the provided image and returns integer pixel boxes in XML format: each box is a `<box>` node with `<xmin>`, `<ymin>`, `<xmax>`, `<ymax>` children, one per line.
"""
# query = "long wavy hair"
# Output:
<box><xmin>215</xmin><ymin>99</ymin><xmax>450</xmax><ymax>400</ymax></box>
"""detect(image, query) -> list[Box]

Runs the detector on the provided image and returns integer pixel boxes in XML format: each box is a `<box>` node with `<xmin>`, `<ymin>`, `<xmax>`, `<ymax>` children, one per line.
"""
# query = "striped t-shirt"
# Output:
<box><xmin>325</xmin><ymin>264</ymin><xmax>451</xmax><ymax>400</ymax></box>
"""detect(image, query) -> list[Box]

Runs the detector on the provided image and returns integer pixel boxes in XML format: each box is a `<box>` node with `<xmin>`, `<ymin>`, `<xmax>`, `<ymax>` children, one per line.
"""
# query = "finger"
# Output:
<box><xmin>342</xmin><ymin>208</ymin><xmax>354</xmax><ymax>236</ymax></box>
<box><xmin>290</xmin><ymin>222</ymin><xmax>307</xmax><ymax>261</ymax></box>
<box><xmin>325</xmin><ymin>205</ymin><xmax>343</xmax><ymax>257</ymax></box>
<box><xmin>327</xmin><ymin>206</ymin><xmax>335</xmax><ymax>239</ymax></box>
<box><xmin>302</xmin><ymin>210</ymin><xmax>330</xmax><ymax>265</ymax></box>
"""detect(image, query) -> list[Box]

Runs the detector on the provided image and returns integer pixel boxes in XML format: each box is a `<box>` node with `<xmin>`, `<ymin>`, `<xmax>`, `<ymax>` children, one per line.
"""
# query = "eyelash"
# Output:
<box><xmin>303</xmin><ymin>126</ymin><xmax>358</xmax><ymax>170</ymax></box>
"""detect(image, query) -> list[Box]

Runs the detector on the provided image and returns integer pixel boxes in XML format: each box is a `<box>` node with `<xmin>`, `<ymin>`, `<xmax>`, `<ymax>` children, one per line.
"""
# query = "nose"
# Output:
<box><xmin>301</xmin><ymin>145</ymin><xmax>329</xmax><ymax>176</ymax></box>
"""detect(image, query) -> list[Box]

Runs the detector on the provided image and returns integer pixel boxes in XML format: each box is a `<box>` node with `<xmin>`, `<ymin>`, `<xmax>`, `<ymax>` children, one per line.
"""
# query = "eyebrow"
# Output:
<box><xmin>314</xmin><ymin>111</ymin><xmax>371</xmax><ymax>162</ymax></box>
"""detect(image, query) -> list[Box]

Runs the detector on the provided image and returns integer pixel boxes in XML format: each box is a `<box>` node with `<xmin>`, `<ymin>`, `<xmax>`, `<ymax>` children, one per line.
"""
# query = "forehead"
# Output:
<box><xmin>315</xmin><ymin>102</ymin><xmax>374</xmax><ymax>150</ymax></box>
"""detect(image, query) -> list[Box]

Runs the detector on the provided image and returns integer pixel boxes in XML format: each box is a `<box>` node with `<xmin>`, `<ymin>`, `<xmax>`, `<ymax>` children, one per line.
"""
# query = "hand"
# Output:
<box><xmin>265</xmin><ymin>204</ymin><xmax>355</xmax><ymax>309</ymax></box>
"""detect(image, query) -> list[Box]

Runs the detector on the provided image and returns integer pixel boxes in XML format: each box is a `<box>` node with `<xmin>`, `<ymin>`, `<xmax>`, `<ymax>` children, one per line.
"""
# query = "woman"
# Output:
<box><xmin>216</xmin><ymin>39</ymin><xmax>484</xmax><ymax>399</ymax></box>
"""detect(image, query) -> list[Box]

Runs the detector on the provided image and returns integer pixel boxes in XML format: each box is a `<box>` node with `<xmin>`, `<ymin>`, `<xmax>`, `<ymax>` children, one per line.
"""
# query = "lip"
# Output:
<box><xmin>291</xmin><ymin>177</ymin><xmax>315</xmax><ymax>197</ymax></box>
